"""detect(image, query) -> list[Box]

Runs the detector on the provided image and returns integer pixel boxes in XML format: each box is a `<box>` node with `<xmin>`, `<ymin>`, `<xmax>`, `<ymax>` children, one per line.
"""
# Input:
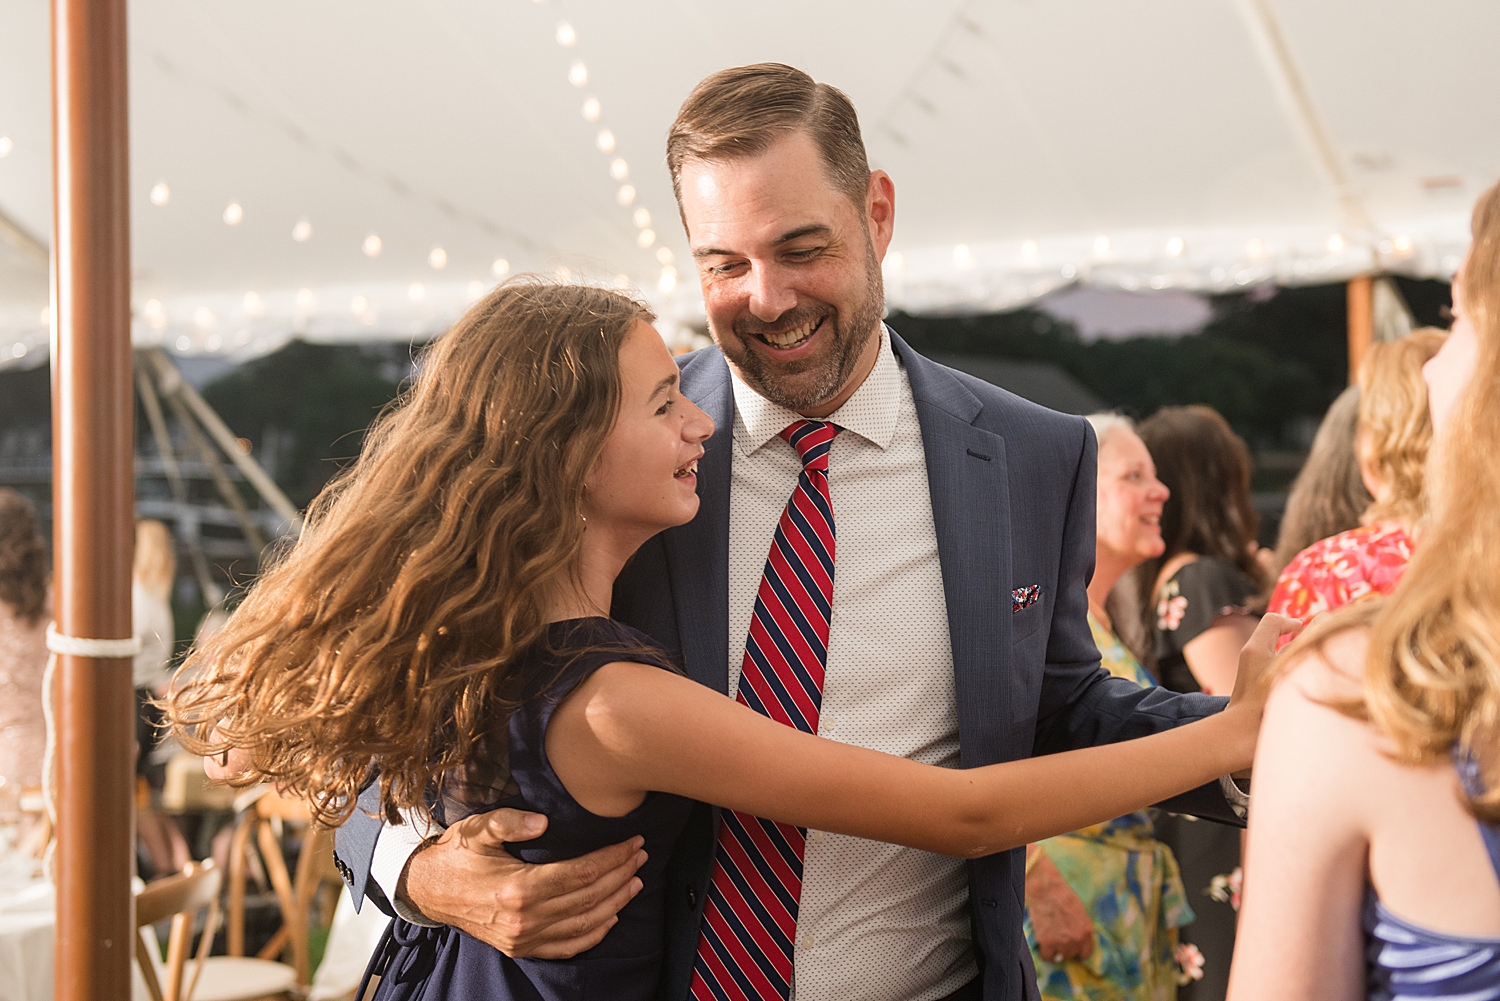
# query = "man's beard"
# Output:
<box><xmin>716</xmin><ymin>242</ymin><xmax>885</xmax><ymax>413</ymax></box>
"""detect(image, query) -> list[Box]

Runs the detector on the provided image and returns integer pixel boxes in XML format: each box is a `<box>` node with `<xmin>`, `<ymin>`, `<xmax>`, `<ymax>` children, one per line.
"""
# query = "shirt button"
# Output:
<box><xmin>799</xmin><ymin>933</ymin><xmax>815</xmax><ymax>949</ymax></box>
<box><xmin>686</xmin><ymin>887</ymin><xmax>697</xmax><ymax>910</ymax></box>
<box><xmin>811</xmin><ymin>830</ymin><xmax>826</xmax><ymax>843</ymax></box>
<box><xmin>822</xmin><ymin>716</ymin><xmax>836</xmax><ymax>733</ymax></box>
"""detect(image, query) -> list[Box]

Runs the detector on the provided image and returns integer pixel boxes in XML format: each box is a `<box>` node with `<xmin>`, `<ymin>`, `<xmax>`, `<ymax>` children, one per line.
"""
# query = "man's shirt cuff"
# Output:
<box><xmin>370</xmin><ymin>808</ymin><xmax>444</xmax><ymax>928</ymax></box>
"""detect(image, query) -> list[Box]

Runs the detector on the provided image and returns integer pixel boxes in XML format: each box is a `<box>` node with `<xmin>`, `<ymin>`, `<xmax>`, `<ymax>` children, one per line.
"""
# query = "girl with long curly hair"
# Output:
<box><xmin>168</xmin><ymin>279</ymin><xmax>1290</xmax><ymax>1001</ymax></box>
<box><xmin>1229</xmin><ymin>180</ymin><xmax>1500</xmax><ymax>999</ymax></box>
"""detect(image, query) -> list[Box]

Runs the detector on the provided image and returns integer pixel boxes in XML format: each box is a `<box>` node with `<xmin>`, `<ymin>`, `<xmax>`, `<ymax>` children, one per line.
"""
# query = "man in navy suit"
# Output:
<box><xmin>336</xmin><ymin>64</ymin><xmax>1243</xmax><ymax>1001</ymax></box>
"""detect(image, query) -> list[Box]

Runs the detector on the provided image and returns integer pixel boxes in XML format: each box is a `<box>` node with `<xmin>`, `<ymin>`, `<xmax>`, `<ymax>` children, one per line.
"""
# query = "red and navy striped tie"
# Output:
<box><xmin>691</xmin><ymin>419</ymin><xmax>841</xmax><ymax>1001</ymax></box>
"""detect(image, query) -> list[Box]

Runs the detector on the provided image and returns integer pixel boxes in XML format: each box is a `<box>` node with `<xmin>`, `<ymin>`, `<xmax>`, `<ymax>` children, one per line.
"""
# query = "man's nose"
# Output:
<box><xmin>745</xmin><ymin>263</ymin><xmax>797</xmax><ymax>323</ymax></box>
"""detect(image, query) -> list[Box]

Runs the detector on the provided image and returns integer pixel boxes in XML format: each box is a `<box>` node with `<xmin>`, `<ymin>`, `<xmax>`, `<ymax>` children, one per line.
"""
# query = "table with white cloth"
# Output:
<box><xmin>0</xmin><ymin>850</ymin><xmax>150</xmax><ymax>1001</ymax></box>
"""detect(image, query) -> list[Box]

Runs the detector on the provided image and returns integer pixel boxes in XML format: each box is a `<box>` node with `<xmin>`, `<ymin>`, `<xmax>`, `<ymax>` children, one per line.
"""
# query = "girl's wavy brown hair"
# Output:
<box><xmin>165</xmin><ymin>279</ymin><xmax>654</xmax><ymax>825</ymax></box>
<box><xmin>1282</xmin><ymin>179</ymin><xmax>1500</xmax><ymax>822</ymax></box>
<box><xmin>1356</xmin><ymin>327</ymin><xmax>1446</xmax><ymax>529</ymax></box>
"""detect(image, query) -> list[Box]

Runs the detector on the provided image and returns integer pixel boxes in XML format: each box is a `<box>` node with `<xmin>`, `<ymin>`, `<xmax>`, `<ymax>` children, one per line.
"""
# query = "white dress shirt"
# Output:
<box><xmin>727</xmin><ymin>329</ymin><xmax>974</xmax><ymax>1001</ymax></box>
<box><xmin>373</xmin><ymin>329</ymin><xmax>977</xmax><ymax>998</ymax></box>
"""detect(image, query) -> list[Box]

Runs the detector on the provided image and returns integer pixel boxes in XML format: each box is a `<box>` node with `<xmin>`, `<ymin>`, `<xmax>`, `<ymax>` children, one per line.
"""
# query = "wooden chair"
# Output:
<box><xmin>225</xmin><ymin>787</ymin><xmax>341</xmax><ymax>991</ymax></box>
<box><xmin>135</xmin><ymin>861</ymin><xmax>300</xmax><ymax>1001</ymax></box>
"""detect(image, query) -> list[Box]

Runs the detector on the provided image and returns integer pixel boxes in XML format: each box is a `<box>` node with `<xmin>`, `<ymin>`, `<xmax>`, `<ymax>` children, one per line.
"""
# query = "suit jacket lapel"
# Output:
<box><xmin>893</xmin><ymin>333</ymin><xmax>1013</xmax><ymax>768</ymax></box>
<box><xmin>661</xmin><ymin>350</ymin><xmax>735</xmax><ymax>695</ymax></box>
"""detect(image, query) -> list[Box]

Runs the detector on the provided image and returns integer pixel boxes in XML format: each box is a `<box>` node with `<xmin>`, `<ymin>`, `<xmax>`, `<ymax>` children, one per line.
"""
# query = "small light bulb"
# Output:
<box><xmin>1093</xmin><ymin>235</ymin><xmax>1110</xmax><ymax>256</ymax></box>
<box><xmin>466</xmin><ymin>280</ymin><xmax>485</xmax><ymax>301</ymax></box>
<box><xmin>243</xmin><ymin>291</ymin><xmax>264</xmax><ymax>316</ymax></box>
<box><xmin>194</xmin><ymin>307</ymin><xmax>214</xmax><ymax>328</ymax></box>
<box><xmin>150</xmin><ymin>182</ymin><xmax>170</xmax><ymax>206</ymax></box>
<box><xmin>953</xmin><ymin>244</ymin><xmax>972</xmax><ymax>266</ymax></box>
<box><xmin>176</xmin><ymin>335</ymin><xmax>192</xmax><ymax>352</ymax></box>
<box><xmin>555</xmin><ymin>21</ymin><xmax>576</xmax><ymax>47</ymax></box>
<box><xmin>617</xmin><ymin>184</ymin><xmax>636</xmax><ymax>206</ymax></box>
<box><xmin>610</xmin><ymin>158</ymin><xmax>629</xmax><ymax>181</ymax></box>
<box><xmin>614</xmin><ymin>274</ymin><xmax>631</xmax><ymax>289</ymax></box>
<box><xmin>658</xmin><ymin>269</ymin><xmax>677</xmax><ymax>293</ymax></box>
<box><xmin>0</xmin><ymin>137</ymin><xmax>13</xmax><ymax>158</ymax></box>
<box><xmin>596</xmin><ymin>129</ymin><xmax>616</xmax><ymax>153</ymax></box>
<box><xmin>638</xmin><ymin>229</ymin><xmax>656</xmax><ymax>248</ymax></box>
<box><xmin>363</xmin><ymin>234</ymin><xmax>382</xmax><ymax>257</ymax></box>
<box><xmin>885</xmin><ymin>250</ymin><xmax>905</xmax><ymax>271</ymax></box>
<box><xmin>1393</xmin><ymin>234</ymin><xmax>1413</xmax><ymax>253</ymax></box>
<box><xmin>39</xmin><ymin>306</ymin><xmax>52</xmax><ymax>325</ymax></box>
<box><xmin>569</xmin><ymin>62</ymin><xmax>588</xmax><ymax>87</ymax></box>
<box><xmin>223</xmin><ymin>202</ymin><xmax>243</xmax><ymax>226</ymax></box>
<box><xmin>428</xmin><ymin>247</ymin><xmax>448</xmax><ymax>270</ymax></box>
<box><xmin>292</xmin><ymin>219</ymin><xmax>313</xmax><ymax>242</ymax></box>
<box><xmin>351</xmin><ymin>295</ymin><xmax>369</xmax><ymax>314</ymax></box>
<box><xmin>1166</xmin><ymin>236</ymin><xmax>1185</xmax><ymax>257</ymax></box>
<box><xmin>633</xmin><ymin>208</ymin><xmax>651</xmax><ymax>228</ymax></box>
<box><xmin>1327</xmin><ymin>234</ymin><xmax>1345</xmax><ymax>253</ymax></box>
<box><xmin>1022</xmin><ymin>240</ymin><xmax>1038</xmax><ymax>260</ymax></box>
<box><xmin>582</xmin><ymin>97</ymin><xmax>601</xmax><ymax>122</ymax></box>
<box><xmin>491</xmin><ymin>258</ymin><xmax>510</xmax><ymax>278</ymax></box>
<box><xmin>11</xmin><ymin>344</ymin><xmax>25</xmax><ymax>359</ymax></box>
<box><xmin>409</xmin><ymin>282</ymin><xmax>425</xmax><ymax>301</ymax></box>
<box><xmin>1247</xmin><ymin>238</ymin><xmax>1266</xmax><ymax>261</ymax></box>
<box><xmin>656</xmin><ymin>247</ymin><xmax>674</xmax><ymax>264</ymax></box>
<box><xmin>296</xmin><ymin>288</ymin><xmax>315</xmax><ymax>309</ymax></box>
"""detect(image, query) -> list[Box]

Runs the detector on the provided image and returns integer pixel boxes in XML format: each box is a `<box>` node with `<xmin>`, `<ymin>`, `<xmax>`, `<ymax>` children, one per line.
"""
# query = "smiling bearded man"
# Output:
<box><xmin>337</xmin><ymin>62</ymin><xmax>1251</xmax><ymax>1001</ymax></box>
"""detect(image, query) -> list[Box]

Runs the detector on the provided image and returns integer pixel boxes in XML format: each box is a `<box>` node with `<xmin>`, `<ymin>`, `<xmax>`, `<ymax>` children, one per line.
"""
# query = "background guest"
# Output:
<box><xmin>1268</xmin><ymin>330</ymin><xmax>1445</xmax><ymax>628</ymax></box>
<box><xmin>0</xmin><ymin>489</ymin><xmax>48</xmax><ymax>827</ymax></box>
<box><xmin>1135</xmin><ymin>404</ymin><xmax>1266</xmax><ymax>1001</ymax></box>
<box><xmin>1268</xmin><ymin>387</ymin><xmax>1371</xmax><ymax>578</ymax></box>
<box><xmin>1025</xmin><ymin>413</ymin><xmax>1196</xmax><ymax>1000</ymax></box>
<box><xmin>133</xmin><ymin>518</ymin><xmax>187</xmax><ymax>877</ymax></box>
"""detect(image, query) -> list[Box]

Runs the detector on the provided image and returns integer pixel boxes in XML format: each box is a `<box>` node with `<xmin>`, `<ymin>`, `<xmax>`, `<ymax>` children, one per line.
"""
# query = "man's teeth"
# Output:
<box><xmin>762</xmin><ymin>318</ymin><xmax>819</xmax><ymax>348</ymax></box>
<box><xmin>674</xmin><ymin>461</ymin><xmax>699</xmax><ymax>478</ymax></box>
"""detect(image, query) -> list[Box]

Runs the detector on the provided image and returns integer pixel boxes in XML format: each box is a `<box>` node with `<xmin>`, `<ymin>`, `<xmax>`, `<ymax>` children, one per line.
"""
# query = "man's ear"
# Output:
<box><xmin>866</xmin><ymin>170</ymin><xmax>896</xmax><ymax>259</ymax></box>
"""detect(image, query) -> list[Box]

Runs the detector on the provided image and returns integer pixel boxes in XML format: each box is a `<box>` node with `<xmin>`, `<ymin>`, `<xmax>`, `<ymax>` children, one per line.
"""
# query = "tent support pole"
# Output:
<box><xmin>50</xmin><ymin>0</ymin><xmax>136</xmax><ymax>996</ymax></box>
<box><xmin>1348</xmin><ymin>276</ymin><xmax>1374</xmax><ymax>383</ymax></box>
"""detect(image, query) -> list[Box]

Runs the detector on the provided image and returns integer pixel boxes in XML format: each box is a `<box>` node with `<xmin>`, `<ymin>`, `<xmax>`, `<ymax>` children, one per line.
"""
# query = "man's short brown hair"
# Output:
<box><xmin>666</xmin><ymin>63</ymin><xmax>870</xmax><ymax>211</ymax></box>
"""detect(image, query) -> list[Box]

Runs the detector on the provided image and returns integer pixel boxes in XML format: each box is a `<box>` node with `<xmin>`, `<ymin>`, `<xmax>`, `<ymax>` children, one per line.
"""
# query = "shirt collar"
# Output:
<box><xmin>731</xmin><ymin>325</ymin><xmax>901</xmax><ymax>457</ymax></box>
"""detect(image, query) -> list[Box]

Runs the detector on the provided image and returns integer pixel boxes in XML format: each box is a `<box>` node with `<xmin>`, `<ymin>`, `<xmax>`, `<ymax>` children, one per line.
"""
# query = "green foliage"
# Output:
<box><xmin>202</xmin><ymin>341</ymin><xmax>410</xmax><ymax>507</ymax></box>
<box><xmin>891</xmin><ymin>280</ymin><xmax>1451</xmax><ymax>449</ymax></box>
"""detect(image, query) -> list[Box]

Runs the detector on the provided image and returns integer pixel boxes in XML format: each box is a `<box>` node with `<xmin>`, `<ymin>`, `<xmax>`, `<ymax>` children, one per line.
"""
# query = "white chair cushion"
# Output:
<box><xmin>187</xmin><ymin>957</ymin><xmax>298</xmax><ymax>1001</ymax></box>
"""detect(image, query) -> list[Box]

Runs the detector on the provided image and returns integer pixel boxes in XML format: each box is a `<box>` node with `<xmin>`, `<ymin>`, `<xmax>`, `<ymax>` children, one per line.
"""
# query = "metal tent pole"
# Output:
<box><xmin>50</xmin><ymin>0</ymin><xmax>135</xmax><ymax>996</ymax></box>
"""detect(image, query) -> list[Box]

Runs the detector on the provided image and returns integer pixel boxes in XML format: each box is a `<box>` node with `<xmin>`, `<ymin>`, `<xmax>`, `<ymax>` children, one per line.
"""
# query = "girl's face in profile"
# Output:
<box><xmin>583</xmin><ymin>321</ymin><xmax>715</xmax><ymax>540</ymax></box>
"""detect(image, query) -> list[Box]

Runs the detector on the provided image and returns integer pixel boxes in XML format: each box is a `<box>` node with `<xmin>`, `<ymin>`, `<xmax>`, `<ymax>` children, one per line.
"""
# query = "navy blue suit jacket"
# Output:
<box><xmin>336</xmin><ymin>331</ymin><xmax>1239</xmax><ymax>1001</ymax></box>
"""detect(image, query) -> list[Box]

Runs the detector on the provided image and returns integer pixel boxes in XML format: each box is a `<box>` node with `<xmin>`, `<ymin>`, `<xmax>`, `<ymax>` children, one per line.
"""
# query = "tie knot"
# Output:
<box><xmin>780</xmin><ymin>420</ymin><xmax>840</xmax><ymax>470</ymax></box>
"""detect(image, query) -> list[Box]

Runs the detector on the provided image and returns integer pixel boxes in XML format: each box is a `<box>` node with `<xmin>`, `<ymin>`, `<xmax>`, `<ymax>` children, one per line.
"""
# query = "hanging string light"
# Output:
<box><xmin>150</xmin><ymin>182</ymin><xmax>170</xmax><ymax>206</ymax></box>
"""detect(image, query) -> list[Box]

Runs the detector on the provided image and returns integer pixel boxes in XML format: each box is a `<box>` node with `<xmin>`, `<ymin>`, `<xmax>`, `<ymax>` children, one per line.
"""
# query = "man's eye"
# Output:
<box><xmin>656</xmin><ymin>398</ymin><xmax>675</xmax><ymax>416</ymax></box>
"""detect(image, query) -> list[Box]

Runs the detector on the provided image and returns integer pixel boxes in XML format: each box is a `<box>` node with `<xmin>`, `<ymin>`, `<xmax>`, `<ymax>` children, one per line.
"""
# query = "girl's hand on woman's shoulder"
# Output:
<box><xmin>1223</xmin><ymin>613</ymin><xmax>1303</xmax><ymax>748</ymax></box>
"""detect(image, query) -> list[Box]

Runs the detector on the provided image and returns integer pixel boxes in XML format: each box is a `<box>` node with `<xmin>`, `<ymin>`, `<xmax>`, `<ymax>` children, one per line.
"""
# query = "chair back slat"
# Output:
<box><xmin>135</xmin><ymin>861</ymin><xmax>223</xmax><ymax>1001</ymax></box>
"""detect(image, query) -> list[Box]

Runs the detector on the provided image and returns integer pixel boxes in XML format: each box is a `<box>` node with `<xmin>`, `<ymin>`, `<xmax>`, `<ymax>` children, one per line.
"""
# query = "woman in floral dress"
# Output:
<box><xmin>1268</xmin><ymin>329</ymin><xmax>1446</xmax><ymax>630</ymax></box>
<box><xmin>1025</xmin><ymin>415</ymin><xmax>1195</xmax><ymax>1001</ymax></box>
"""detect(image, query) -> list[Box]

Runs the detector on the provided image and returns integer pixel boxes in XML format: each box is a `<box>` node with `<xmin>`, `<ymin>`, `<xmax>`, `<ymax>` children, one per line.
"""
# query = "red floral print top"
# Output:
<box><xmin>1267</xmin><ymin>522</ymin><xmax>1414</xmax><ymax>632</ymax></box>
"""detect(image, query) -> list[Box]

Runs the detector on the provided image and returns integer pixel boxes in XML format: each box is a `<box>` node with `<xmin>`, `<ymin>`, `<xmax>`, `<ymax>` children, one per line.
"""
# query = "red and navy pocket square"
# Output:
<box><xmin>1011</xmin><ymin>584</ymin><xmax>1041</xmax><ymax>613</ymax></box>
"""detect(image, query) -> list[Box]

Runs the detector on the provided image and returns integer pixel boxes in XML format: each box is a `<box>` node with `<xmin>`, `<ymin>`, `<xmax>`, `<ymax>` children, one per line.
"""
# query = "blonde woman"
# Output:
<box><xmin>1267</xmin><ymin>329</ymin><xmax>1446</xmax><ymax>628</ymax></box>
<box><xmin>1229</xmin><ymin>181</ymin><xmax>1500</xmax><ymax>998</ymax></box>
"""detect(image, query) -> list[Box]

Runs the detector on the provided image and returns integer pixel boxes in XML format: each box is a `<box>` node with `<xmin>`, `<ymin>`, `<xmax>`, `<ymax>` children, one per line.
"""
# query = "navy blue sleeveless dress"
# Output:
<box><xmin>1363</xmin><ymin>753</ymin><xmax>1500</xmax><ymax>999</ymax></box>
<box><xmin>360</xmin><ymin>617</ymin><xmax>693</xmax><ymax>1001</ymax></box>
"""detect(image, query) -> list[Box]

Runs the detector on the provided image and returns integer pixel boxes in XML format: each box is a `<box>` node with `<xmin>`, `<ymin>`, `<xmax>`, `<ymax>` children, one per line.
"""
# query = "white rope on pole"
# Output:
<box><xmin>40</xmin><ymin>624</ymin><xmax>143</xmax><ymax>882</ymax></box>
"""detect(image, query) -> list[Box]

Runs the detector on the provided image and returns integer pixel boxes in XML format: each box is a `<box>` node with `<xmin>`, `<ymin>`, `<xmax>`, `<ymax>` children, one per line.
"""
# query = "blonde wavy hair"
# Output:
<box><xmin>165</xmin><ymin>279</ymin><xmax>655</xmax><ymax>825</ymax></box>
<box><xmin>1289</xmin><ymin>180</ymin><xmax>1500</xmax><ymax>822</ymax></box>
<box><xmin>1356</xmin><ymin>328</ymin><xmax>1446</xmax><ymax>528</ymax></box>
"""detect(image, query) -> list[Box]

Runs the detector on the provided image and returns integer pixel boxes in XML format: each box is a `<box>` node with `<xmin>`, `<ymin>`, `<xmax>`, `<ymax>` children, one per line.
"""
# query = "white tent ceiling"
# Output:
<box><xmin>1</xmin><ymin>0</ymin><xmax>1496</xmax><ymax>371</ymax></box>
